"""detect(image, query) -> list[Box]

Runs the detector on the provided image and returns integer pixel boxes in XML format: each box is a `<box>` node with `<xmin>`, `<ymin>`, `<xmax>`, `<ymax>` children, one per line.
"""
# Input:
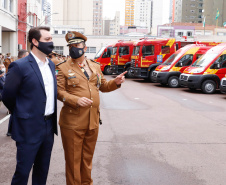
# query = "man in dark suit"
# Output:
<box><xmin>2</xmin><ymin>26</ymin><xmax>58</xmax><ymax>185</ymax></box>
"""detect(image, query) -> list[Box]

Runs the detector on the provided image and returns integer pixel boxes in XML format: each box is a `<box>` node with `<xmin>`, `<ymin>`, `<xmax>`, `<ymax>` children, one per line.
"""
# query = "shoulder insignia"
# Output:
<box><xmin>56</xmin><ymin>60</ymin><xmax>66</xmax><ymax>66</ymax></box>
<box><xmin>90</xmin><ymin>59</ymin><xmax>100</xmax><ymax>65</ymax></box>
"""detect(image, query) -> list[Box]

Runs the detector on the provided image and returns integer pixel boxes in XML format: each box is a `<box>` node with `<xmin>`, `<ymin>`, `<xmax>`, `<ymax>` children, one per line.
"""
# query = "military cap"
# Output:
<box><xmin>65</xmin><ymin>31</ymin><xmax>87</xmax><ymax>46</ymax></box>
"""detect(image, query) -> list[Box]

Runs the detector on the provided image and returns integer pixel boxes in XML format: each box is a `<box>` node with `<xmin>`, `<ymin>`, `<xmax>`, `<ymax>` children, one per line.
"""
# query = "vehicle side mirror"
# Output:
<box><xmin>216</xmin><ymin>63</ymin><xmax>221</xmax><ymax>69</ymax></box>
<box><xmin>104</xmin><ymin>48</ymin><xmax>107</xmax><ymax>52</ymax></box>
<box><xmin>211</xmin><ymin>63</ymin><xmax>220</xmax><ymax>69</ymax></box>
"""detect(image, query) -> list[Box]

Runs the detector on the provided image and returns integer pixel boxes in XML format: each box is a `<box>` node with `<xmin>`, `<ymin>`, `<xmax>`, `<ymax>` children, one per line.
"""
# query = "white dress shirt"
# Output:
<box><xmin>31</xmin><ymin>52</ymin><xmax>54</xmax><ymax>116</ymax></box>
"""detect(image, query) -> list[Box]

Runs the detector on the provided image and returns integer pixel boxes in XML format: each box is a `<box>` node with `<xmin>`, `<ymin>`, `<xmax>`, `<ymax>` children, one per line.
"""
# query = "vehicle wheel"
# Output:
<box><xmin>201</xmin><ymin>80</ymin><xmax>216</xmax><ymax>94</ymax></box>
<box><xmin>103</xmin><ymin>66</ymin><xmax>112</xmax><ymax>75</ymax></box>
<box><xmin>168</xmin><ymin>76</ymin><xmax>179</xmax><ymax>88</ymax></box>
<box><xmin>148</xmin><ymin>69</ymin><xmax>155</xmax><ymax>82</ymax></box>
<box><xmin>125</xmin><ymin>67</ymin><xmax>134</xmax><ymax>78</ymax></box>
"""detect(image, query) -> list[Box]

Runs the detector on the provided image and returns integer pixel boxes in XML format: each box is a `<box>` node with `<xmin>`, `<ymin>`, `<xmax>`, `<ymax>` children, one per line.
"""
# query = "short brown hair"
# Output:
<box><xmin>28</xmin><ymin>26</ymin><xmax>50</xmax><ymax>50</ymax></box>
<box><xmin>18</xmin><ymin>49</ymin><xmax>28</xmax><ymax>58</ymax></box>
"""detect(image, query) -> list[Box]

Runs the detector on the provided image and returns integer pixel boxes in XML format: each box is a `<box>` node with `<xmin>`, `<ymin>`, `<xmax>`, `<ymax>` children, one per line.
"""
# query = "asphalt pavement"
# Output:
<box><xmin>1</xmin><ymin>75</ymin><xmax>226</xmax><ymax>185</ymax></box>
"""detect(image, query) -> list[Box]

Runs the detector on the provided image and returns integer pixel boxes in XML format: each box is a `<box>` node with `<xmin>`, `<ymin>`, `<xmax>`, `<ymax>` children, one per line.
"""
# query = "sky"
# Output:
<box><xmin>103</xmin><ymin>0</ymin><xmax>125</xmax><ymax>25</ymax></box>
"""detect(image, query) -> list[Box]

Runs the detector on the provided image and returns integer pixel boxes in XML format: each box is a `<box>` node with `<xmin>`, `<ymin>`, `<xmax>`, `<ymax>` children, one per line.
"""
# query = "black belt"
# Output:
<box><xmin>44</xmin><ymin>114</ymin><xmax>53</xmax><ymax>121</ymax></box>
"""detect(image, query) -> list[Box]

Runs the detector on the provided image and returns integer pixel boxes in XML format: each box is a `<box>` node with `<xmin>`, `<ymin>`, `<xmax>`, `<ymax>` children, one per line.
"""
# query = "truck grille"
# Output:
<box><xmin>222</xmin><ymin>80</ymin><xmax>226</xmax><ymax>86</ymax></box>
<box><xmin>180</xmin><ymin>74</ymin><xmax>188</xmax><ymax>81</ymax></box>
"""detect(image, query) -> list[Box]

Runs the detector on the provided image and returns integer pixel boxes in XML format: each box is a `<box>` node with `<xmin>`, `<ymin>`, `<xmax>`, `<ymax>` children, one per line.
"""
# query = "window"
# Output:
<box><xmin>161</xmin><ymin>46</ymin><xmax>170</xmax><ymax>54</ymax></box>
<box><xmin>62</xmin><ymin>31</ymin><xmax>66</xmax><ymax>34</ymax></box>
<box><xmin>119</xmin><ymin>46</ymin><xmax>130</xmax><ymax>56</ymax></box>
<box><xmin>196</xmin><ymin>54</ymin><xmax>203</xmax><ymax>60</ymax></box>
<box><xmin>2</xmin><ymin>0</ymin><xmax>7</xmax><ymax>9</ymax></box>
<box><xmin>176</xmin><ymin>43</ymin><xmax>179</xmax><ymax>51</ymax></box>
<box><xmin>142</xmin><ymin>45</ymin><xmax>154</xmax><ymax>56</ymax></box>
<box><xmin>54</xmin><ymin>30</ymin><xmax>58</xmax><ymax>34</ymax></box>
<box><xmin>102</xmin><ymin>47</ymin><xmax>112</xmax><ymax>58</ymax></box>
<box><xmin>212</xmin><ymin>54</ymin><xmax>226</xmax><ymax>68</ymax></box>
<box><xmin>9</xmin><ymin>0</ymin><xmax>13</xmax><ymax>12</ymax></box>
<box><xmin>178</xmin><ymin>32</ymin><xmax>183</xmax><ymax>36</ymax></box>
<box><xmin>199</xmin><ymin>9</ymin><xmax>202</xmax><ymax>13</ymax></box>
<box><xmin>175</xmin><ymin>54</ymin><xmax>193</xmax><ymax>67</ymax></box>
<box><xmin>187</xmin><ymin>31</ymin><xmax>192</xmax><ymax>36</ymax></box>
<box><xmin>53</xmin><ymin>46</ymin><xmax>64</xmax><ymax>55</ymax></box>
<box><xmin>86</xmin><ymin>47</ymin><xmax>96</xmax><ymax>53</ymax></box>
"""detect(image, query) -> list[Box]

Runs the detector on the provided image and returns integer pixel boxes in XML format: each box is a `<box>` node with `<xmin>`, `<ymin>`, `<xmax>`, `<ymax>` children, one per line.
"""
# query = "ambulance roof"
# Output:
<box><xmin>205</xmin><ymin>43</ymin><xmax>226</xmax><ymax>54</ymax></box>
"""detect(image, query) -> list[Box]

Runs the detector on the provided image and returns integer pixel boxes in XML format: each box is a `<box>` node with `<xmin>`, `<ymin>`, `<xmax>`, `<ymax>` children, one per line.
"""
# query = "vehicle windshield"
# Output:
<box><xmin>112</xmin><ymin>47</ymin><xmax>118</xmax><ymax>55</ymax></box>
<box><xmin>162</xmin><ymin>53</ymin><xmax>180</xmax><ymax>65</ymax></box>
<box><xmin>94</xmin><ymin>47</ymin><xmax>106</xmax><ymax>59</ymax></box>
<box><xmin>192</xmin><ymin>53</ymin><xmax>219</xmax><ymax>67</ymax></box>
<box><xmin>132</xmin><ymin>46</ymin><xmax>140</xmax><ymax>55</ymax></box>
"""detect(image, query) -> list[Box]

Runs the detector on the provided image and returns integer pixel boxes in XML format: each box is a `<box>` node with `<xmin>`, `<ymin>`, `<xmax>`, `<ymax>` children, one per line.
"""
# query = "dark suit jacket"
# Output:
<box><xmin>2</xmin><ymin>53</ymin><xmax>58</xmax><ymax>143</ymax></box>
<box><xmin>0</xmin><ymin>75</ymin><xmax>5</xmax><ymax>101</ymax></box>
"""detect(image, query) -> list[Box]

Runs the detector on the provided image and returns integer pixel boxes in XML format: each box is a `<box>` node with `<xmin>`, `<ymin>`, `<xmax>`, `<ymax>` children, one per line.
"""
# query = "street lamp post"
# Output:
<box><xmin>39</xmin><ymin>12</ymin><xmax>58</xmax><ymax>26</ymax></box>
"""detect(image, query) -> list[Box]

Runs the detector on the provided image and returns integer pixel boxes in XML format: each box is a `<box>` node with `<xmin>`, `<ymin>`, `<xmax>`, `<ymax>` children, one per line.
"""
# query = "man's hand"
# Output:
<box><xmin>114</xmin><ymin>71</ymin><xmax>127</xmax><ymax>85</ymax></box>
<box><xmin>77</xmin><ymin>97</ymin><xmax>93</xmax><ymax>107</ymax></box>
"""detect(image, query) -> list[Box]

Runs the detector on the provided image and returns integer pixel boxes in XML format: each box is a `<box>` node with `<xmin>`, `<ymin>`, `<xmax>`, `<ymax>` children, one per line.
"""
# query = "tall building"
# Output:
<box><xmin>52</xmin><ymin>0</ymin><xmax>93</xmax><ymax>35</ymax></box>
<box><xmin>203</xmin><ymin>0</ymin><xmax>226</xmax><ymax>26</ymax></box>
<box><xmin>42</xmin><ymin>0</ymin><xmax>52</xmax><ymax>25</ymax></box>
<box><xmin>103</xmin><ymin>11</ymin><xmax>120</xmax><ymax>36</ymax></box>
<box><xmin>109</xmin><ymin>11</ymin><xmax>120</xmax><ymax>35</ymax></box>
<box><xmin>134</xmin><ymin>0</ymin><xmax>152</xmax><ymax>32</ymax></box>
<box><xmin>174</xmin><ymin>0</ymin><xmax>203</xmax><ymax>23</ymax></box>
<box><xmin>125</xmin><ymin>0</ymin><xmax>135</xmax><ymax>26</ymax></box>
<box><xmin>152</xmin><ymin>0</ymin><xmax>170</xmax><ymax>35</ymax></box>
<box><xmin>93</xmin><ymin>0</ymin><xmax>103</xmax><ymax>35</ymax></box>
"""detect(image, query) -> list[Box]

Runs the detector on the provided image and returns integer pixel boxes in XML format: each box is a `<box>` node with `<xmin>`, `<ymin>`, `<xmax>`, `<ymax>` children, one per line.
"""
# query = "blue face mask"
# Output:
<box><xmin>69</xmin><ymin>46</ymin><xmax>85</xmax><ymax>59</ymax></box>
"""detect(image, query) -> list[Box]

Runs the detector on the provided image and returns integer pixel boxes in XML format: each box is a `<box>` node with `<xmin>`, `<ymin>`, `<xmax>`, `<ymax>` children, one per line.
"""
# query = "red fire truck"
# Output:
<box><xmin>110</xmin><ymin>40</ymin><xmax>136</xmax><ymax>78</ymax></box>
<box><xmin>94</xmin><ymin>45</ymin><xmax>113</xmax><ymax>75</ymax></box>
<box><xmin>152</xmin><ymin>44</ymin><xmax>212</xmax><ymax>87</ymax></box>
<box><xmin>131</xmin><ymin>38</ymin><xmax>181</xmax><ymax>81</ymax></box>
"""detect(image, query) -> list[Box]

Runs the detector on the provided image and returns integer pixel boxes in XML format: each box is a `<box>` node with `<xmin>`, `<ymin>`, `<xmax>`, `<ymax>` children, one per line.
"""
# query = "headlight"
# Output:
<box><xmin>161</xmin><ymin>66</ymin><xmax>170</xmax><ymax>71</ymax></box>
<box><xmin>190</xmin><ymin>67</ymin><xmax>205</xmax><ymax>73</ymax></box>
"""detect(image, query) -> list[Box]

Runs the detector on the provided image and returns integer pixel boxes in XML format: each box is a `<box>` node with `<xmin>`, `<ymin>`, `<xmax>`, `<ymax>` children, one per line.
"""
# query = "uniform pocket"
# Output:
<box><xmin>67</xmin><ymin>78</ymin><xmax>79</xmax><ymax>86</ymax></box>
<box><xmin>63</xmin><ymin>105</ymin><xmax>80</xmax><ymax>115</ymax></box>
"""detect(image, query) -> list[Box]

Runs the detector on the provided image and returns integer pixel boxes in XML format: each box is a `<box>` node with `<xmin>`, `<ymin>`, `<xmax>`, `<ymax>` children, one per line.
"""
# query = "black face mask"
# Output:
<box><xmin>69</xmin><ymin>46</ymin><xmax>85</xmax><ymax>59</ymax></box>
<box><xmin>34</xmin><ymin>41</ymin><xmax>54</xmax><ymax>55</ymax></box>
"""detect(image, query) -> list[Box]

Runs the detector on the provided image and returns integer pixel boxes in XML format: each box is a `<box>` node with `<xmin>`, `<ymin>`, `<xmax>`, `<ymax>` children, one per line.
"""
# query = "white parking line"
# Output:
<box><xmin>0</xmin><ymin>114</ymin><xmax>10</xmax><ymax>125</ymax></box>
